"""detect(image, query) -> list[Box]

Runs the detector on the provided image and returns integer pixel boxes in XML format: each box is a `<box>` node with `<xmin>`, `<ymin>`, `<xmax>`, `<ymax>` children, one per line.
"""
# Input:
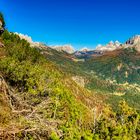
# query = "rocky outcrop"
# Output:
<box><xmin>74</xmin><ymin>41</ymin><xmax>122</xmax><ymax>59</ymax></box>
<box><xmin>96</xmin><ymin>41</ymin><xmax>121</xmax><ymax>52</ymax></box>
<box><xmin>14</xmin><ymin>32</ymin><xmax>44</xmax><ymax>48</ymax></box>
<box><xmin>72</xmin><ymin>76</ymin><xmax>85</xmax><ymax>87</ymax></box>
<box><xmin>80</xmin><ymin>47</ymin><xmax>90</xmax><ymax>52</ymax></box>
<box><xmin>52</xmin><ymin>44</ymin><xmax>75</xmax><ymax>54</ymax></box>
<box><xmin>0</xmin><ymin>20</ymin><xmax>4</xmax><ymax>34</ymax></box>
<box><xmin>14</xmin><ymin>32</ymin><xmax>140</xmax><ymax>55</ymax></box>
<box><xmin>15</xmin><ymin>32</ymin><xmax>33</xmax><ymax>43</ymax></box>
<box><xmin>125</xmin><ymin>35</ymin><xmax>140</xmax><ymax>51</ymax></box>
<box><xmin>0</xmin><ymin>42</ymin><xmax>4</xmax><ymax>47</ymax></box>
<box><xmin>126</xmin><ymin>35</ymin><xmax>140</xmax><ymax>45</ymax></box>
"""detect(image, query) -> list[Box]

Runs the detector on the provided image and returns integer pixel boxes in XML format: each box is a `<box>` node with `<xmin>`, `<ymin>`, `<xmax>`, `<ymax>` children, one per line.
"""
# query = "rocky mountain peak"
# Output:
<box><xmin>114</xmin><ymin>41</ymin><xmax>121</xmax><ymax>46</ymax></box>
<box><xmin>80</xmin><ymin>47</ymin><xmax>90</xmax><ymax>52</ymax></box>
<box><xmin>15</xmin><ymin>32</ymin><xmax>33</xmax><ymax>43</ymax></box>
<box><xmin>124</xmin><ymin>35</ymin><xmax>140</xmax><ymax>52</ymax></box>
<box><xmin>52</xmin><ymin>44</ymin><xmax>75</xmax><ymax>54</ymax></box>
<box><xmin>108</xmin><ymin>41</ymin><xmax>114</xmax><ymax>45</ymax></box>
<box><xmin>14</xmin><ymin>32</ymin><xmax>44</xmax><ymax>48</ymax></box>
<box><xmin>96</xmin><ymin>40</ymin><xmax>121</xmax><ymax>52</ymax></box>
<box><xmin>126</xmin><ymin>35</ymin><xmax>140</xmax><ymax>45</ymax></box>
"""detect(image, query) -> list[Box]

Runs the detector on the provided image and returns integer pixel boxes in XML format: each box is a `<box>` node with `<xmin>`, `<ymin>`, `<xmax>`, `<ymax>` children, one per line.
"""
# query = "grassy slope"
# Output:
<box><xmin>0</xmin><ymin>31</ymin><xmax>99</xmax><ymax>139</ymax></box>
<box><xmin>0</xmin><ymin>31</ymin><xmax>140</xmax><ymax>140</ymax></box>
<box><xmin>83</xmin><ymin>48</ymin><xmax>140</xmax><ymax>110</ymax></box>
<box><xmin>1</xmin><ymin>30</ymin><xmax>140</xmax><ymax>139</ymax></box>
<box><xmin>41</xmin><ymin>46</ymin><xmax>140</xmax><ymax>111</ymax></box>
<box><xmin>84</xmin><ymin>48</ymin><xmax>140</xmax><ymax>84</ymax></box>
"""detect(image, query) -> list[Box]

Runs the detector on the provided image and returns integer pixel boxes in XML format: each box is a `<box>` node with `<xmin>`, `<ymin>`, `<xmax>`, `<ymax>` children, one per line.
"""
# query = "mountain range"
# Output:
<box><xmin>15</xmin><ymin>32</ymin><xmax>140</xmax><ymax>59</ymax></box>
<box><xmin>1</xmin><ymin>15</ymin><xmax>140</xmax><ymax>139</ymax></box>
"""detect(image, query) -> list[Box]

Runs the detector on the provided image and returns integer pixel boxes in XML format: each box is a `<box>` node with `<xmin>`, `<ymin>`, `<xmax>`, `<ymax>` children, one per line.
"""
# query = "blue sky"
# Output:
<box><xmin>0</xmin><ymin>0</ymin><xmax>140</xmax><ymax>50</ymax></box>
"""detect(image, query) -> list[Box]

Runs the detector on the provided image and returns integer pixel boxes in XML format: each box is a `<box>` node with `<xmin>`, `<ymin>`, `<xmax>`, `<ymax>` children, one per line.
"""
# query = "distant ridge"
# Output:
<box><xmin>15</xmin><ymin>32</ymin><xmax>140</xmax><ymax>55</ymax></box>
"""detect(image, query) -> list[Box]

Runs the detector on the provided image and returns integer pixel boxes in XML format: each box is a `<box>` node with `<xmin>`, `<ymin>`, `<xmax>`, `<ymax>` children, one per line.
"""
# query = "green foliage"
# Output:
<box><xmin>2</xmin><ymin>31</ymin><xmax>45</xmax><ymax>63</ymax></box>
<box><xmin>83</xmin><ymin>48</ymin><xmax>140</xmax><ymax>85</ymax></box>
<box><xmin>0</xmin><ymin>30</ymin><xmax>92</xmax><ymax>139</ymax></box>
<box><xmin>94</xmin><ymin>101</ymin><xmax>140</xmax><ymax>140</ymax></box>
<box><xmin>0</xmin><ymin>92</ymin><xmax>11</xmax><ymax>125</ymax></box>
<box><xmin>1</xmin><ymin>13</ymin><xmax>140</xmax><ymax>139</ymax></box>
<box><xmin>44</xmin><ymin>44</ymin><xmax>140</xmax><ymax>111</ymax></box>
<box><xmin>49</xmin><ymin>132</ymin><xmax>59</xmax><ymax>140</ymax></box>
<box><xmin>0</xmin><ymin>106</ymin><xmax>11</xmax><ymax>124</ymax></box>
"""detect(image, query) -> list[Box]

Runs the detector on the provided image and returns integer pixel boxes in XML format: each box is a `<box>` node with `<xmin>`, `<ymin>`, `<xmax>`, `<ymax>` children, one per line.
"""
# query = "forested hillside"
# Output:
<box><xmin>1</xmin><ymin>13</ymin><xmax>140</xmax><ymax>140</ymax></box>
<box><xmin>42</xmin><ymin>45</ymin><xmax>140</xmax><ymax>112</ymax></box>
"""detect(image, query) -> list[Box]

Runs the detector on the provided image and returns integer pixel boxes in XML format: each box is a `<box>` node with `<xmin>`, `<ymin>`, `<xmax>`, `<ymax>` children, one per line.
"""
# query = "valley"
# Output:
<box><xmin>1</xmin><ymin>12</ymin><xmax>140</xmax><ymax>139</ymax></box>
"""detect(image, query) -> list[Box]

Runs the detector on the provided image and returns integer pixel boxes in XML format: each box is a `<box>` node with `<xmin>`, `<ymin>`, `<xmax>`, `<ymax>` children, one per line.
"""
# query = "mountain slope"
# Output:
<box><xmin>1</xmin><ymin>12</ymin><xmax>140</xmax><ymax>139</ymax></box>
<box><xmin>1</xmin><ymin>30</ymin><xmax>140</xmax><ymax>139</ymax></box>
<box><xmin>84</xmin><ymin>48</ymin><xmax>140</xmax><ymax>84</ymax></box>
<box><xmin>33</xmin><ymin>36</ymin><xmax>140</xmax><ymax>111</ymax></box>
<box><xmin>0</xmin><ymin>30</ymin><xmax>98</xmax><ymax>139</ymax></box>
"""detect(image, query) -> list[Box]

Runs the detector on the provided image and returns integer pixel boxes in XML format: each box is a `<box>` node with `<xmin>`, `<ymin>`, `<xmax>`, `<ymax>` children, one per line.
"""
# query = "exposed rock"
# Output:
<box><xmin>126</xmin><ymin>35</ymin><xmax>140</xmax><ymax>45</ymax></box>
<box><xmin>52</xmin><ymin>44</ymin><xmax>75</xmax><ymax>54</ymax></box>
<box><xmin>114</xmin><ymin>40</ymin><xmax>121</xmax><ymax>47</ymax></box>
<box><xmin>15</xmin><ymin>32</ymin><xmax>33</xmax><ymax>43</ymax></box>
<box><xmin>96</xmin><ymin>41</ymin><xmax>121</xmax><ymax>52</ymax></box>
<box><xmin>125</xmin><ymin>71</ymin><xmax>128</xmax><ymax>78</ymax></box>
<box><xmin>14</xmin><ymin>32</ymin><xmax>140</xmax><ymax>56</ymax></box>
<box><xmin>125</xmin><ymin>35</ymin><xmax>140</xmax><ymax>51</ymax></box>
<box><xmin>80</xmin><ymin>47</ymin><xmax>90</xmax><ymax>52</ymax></box>
<box><xmin>14</xmin><ymin>32</ymin><xmax>44</xmax><ymax>48</ymax></box>
<box><xmin>117</xmin><ymin>63</ymin><xmax>123</xmax><ymax>71</ymax></box>
<box><xmin>0</xmin><ymin>20</ymin><xmax>2</xmax><ymax>26</ymax></box>
<box><xmin>0</xmin><ymin>42</ymin><xmax>4</xmax><ymax>47</ymax></box>
<box><xmin>0</xmin><ymin>20</ymin><xmax>4</xmax><ymax>35</ymax></box>
<box><xmin>72</xmin><ymin>76</ymin><xmax>85</xmax><ymax>87</ymax></box>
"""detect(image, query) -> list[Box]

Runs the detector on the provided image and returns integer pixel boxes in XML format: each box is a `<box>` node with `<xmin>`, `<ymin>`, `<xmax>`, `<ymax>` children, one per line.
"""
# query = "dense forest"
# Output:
<box><xmin>1</xmin><ymin>13</ymin><xmax>140</xmax><ymax>140</ymax></box>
